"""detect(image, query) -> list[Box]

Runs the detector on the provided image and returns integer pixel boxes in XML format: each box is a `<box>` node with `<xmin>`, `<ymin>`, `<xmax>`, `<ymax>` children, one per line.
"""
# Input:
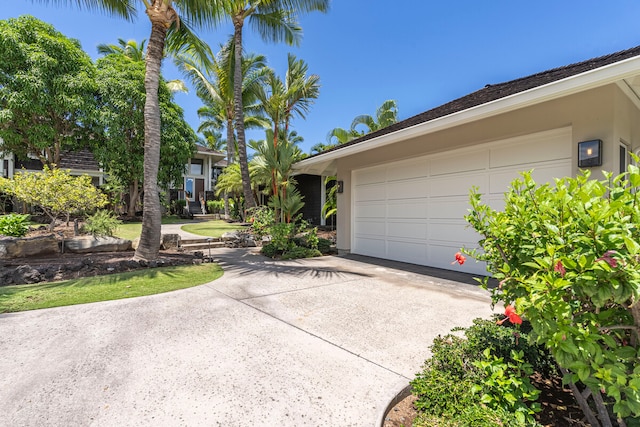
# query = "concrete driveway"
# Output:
<box><xmin>0</xmin><ymin>249</ymin><xmax>495</xmax><ymax>426</ymax></box>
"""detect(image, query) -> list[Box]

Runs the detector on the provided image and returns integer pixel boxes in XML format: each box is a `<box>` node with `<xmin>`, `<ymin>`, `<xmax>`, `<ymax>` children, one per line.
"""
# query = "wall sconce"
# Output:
<box><xmin>578</xmin><ymin>139</ymin><xmax>602</xmax><ymax>168</ymax></box>
<box><xmin>336</xmin><ymin>180</ymin><xmax>344</xmax><ymax>193</ymax></box>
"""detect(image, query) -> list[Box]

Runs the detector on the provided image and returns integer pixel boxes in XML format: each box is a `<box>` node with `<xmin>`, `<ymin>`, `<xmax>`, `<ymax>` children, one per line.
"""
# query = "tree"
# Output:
<box><xmin>350</xmin><ymin>99</ymin><xmax>398</xmax><ymax>134</ymax></box>
<box><xmin>94</xmin><ymin>52</ymin><xmax>196</xmax><ymax>217</ymax></box>
<box><xmin>175</xmin><ymin>39</ymin><xmax>268</xmax><ymax>218</ymax></box>
<box><xmin>219</xmin><ymin>0</ymin><xmax>329</xmax><ymax>212</ymax></box>
<box><xmin>0</xmin><ymin>167</ymin><xmax>107</xmax><ymax>231</ymax></box>
<box><xmin>34</xmin><ymin>0</ymin><xmax>222</xmax><ymax>261</ymax></box>
<box><xmin>97</xmin><ymin>38</ymin><xmax>146</xmax><ymax>61</ymax></box>
<box><xmin>0</xmin><ymin>16</ymin><xmax>97</xmax><ymax>168</ymax></box>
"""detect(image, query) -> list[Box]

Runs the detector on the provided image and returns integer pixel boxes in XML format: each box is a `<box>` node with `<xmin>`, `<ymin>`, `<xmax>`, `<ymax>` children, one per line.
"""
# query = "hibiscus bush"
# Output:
<box><xmin>465</xmin><ymin>168</ymin><xmax>640</xmax><ymax>424</ymax></box>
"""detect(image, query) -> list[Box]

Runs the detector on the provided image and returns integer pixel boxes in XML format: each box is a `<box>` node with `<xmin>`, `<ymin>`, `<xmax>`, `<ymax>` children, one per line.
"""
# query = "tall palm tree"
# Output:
<box><xmin>35</xmin><ymin>0</ymin><xmax>221</xmax><ymax>261</ymax></box>
<box><xmin>219</xmin><ymin>0</ymin><xmax>329</xmax><ymax>211</ymax></box>
<box><xmin>175</xmin><ymin>39</ymin><xmax>268</xmax><ymax>218</ymax></box>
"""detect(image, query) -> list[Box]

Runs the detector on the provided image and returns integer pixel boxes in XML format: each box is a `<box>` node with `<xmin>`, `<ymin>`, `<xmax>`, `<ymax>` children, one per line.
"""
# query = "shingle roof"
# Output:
<box><xmin>313</xmin><ymin>45</ymin><xmax>640</xmax><ymax>158</ymax></box>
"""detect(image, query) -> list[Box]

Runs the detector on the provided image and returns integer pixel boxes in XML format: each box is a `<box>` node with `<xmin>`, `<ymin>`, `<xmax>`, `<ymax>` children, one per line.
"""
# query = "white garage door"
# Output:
<box><xmin>352</xmin><ymin>127</ymin><xmax>572</xmax><ymax>275</ymax></box>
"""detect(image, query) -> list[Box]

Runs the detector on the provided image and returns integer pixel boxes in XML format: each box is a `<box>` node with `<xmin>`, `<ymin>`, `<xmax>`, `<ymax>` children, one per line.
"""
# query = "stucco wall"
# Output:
<box><xmin>335</xmin><ymin>84</ymin><xmax>631</xmax><ymax>252</ymax></box>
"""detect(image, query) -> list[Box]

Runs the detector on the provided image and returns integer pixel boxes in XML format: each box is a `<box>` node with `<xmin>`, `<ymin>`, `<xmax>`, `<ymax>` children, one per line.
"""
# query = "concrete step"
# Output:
<box><xmin>193</xmin><ymin>214</ymin><xmax>221</xmax><ymax>220</ymax></box>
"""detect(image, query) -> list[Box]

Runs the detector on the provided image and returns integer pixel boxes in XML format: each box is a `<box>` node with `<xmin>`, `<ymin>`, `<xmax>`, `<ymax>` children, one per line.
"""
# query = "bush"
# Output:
<box><xmin>249</xmin><ymin>206</ymin><xmax>275</xmax><ymax>238</ymax></box>
<box><xmin>174</xmin><ymin>199</ymin><xmax>187</xmax><ymax>212</ymax></box>
<box><xmin>0</xmin><ymin>213</ymin><xmax>30</xmax><ymax>237</ymax></box>
<box><xmin>206</xmin><ymin>199</ymin><xmax>224</xmax><ymax>214</ymax></box>
<box><xmin>465</xmin><ymin>168</ymin><xmax>640</xmax><ymax>421</ymax></box>
<box><xmin>260</xmin><ymin>242</ymin><xmax>278</xmax><ymax>258</ymax></box>
<box><xmin>83</xmin><ymin>210</ymin><xmax>122</xmax><ymax>237</ymax></box>
<box><xmin>411</xmin><ymin>318</ymin><xmax>548</xmax><ymax>426</ymax></box>
<box><xmin>280</xmin><ymin>247</ymin><xmax>322</xmax><ymax>260</ymax></box>
<box><xmin>317</xmin><ymin>238</ymin><xmax>332</xmax><ymax>254</ymax></box>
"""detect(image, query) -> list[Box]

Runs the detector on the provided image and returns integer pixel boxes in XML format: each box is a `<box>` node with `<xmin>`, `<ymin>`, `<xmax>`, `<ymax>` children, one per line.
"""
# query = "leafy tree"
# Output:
<box><xmin>94</xmin><ymin>52</ymin><xmax>196</xmax><ymax>217</ymax></box>
<box><xmin>0</xmin><ymin>167</ymin><xmax>107</xmax><ymax>231</ymax></box>
<box><xmin>218</xmin><ymin>0</ymin><xmax>329</xmax><ymax>211</ymax></box>
<box><xmin>465</xmin><ymin>169</ymin><xmax>640</xmax><ymax>425</ymax></box>
<box><xmin>34</xmin><ymin>0</ymin><xmax>221</xmax><ymax>262</ymax></box>
<box><xmin>0</xmin><ymin>16</ymin><xmax>97</xmax><ymax>168</ymax></box>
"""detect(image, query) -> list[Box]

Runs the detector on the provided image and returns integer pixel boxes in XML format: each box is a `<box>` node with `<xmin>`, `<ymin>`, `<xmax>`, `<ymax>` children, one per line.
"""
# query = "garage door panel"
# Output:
<box><xmin>490</xmin><ymin>128</ymin><xmax>572</xmax><ymax>168</ymax></box>
<box><xmin>354</xmin><ymin>220</ymin><xmax>386</xmax><ymax>237</ymax></box>
<box><xmin>531</xmin><ymin>161</ymin><xmax>572</xmax><ymax>184</ymax></box>
<box><xmin>429</xmin><ymin>221</ymin><xmax>478</xmax><ymax>244</ymax></box>
<box><xmin>354</xmin><ymin>202</ymin><xmax>385</xmax><ymax>219</ymax></box>
<box><xmin>353</xmin><ymin>237</ymin><xmax>386</xmax><ymax>257</ymax></box>
<box><xmin>489</xmin><ymin>160</ymin><xmax>571</xmax><ymax>194</ymax></box>
<box><xmin>387</xmin><ymin>201</ymin><xmax>428</xmax><ymax>219</ymax></box>
<box><xmin>431</xmin><ymin>173</ymin><xmax>488</xmax><ymax>197</ymax></box>
<box><xmin>387</xmin><ymin>240</ymin><xmax>428</xmax><ymax>265</ymax></box>
<box><xmin>386</xmin><ymin>179</ymin><xmax>428</xmax><ymax>200</ymax></box>
<box><xmin>354</xmin><ymin>167</ymin><xmax>386</xmax><ymax>185</ymax></box>
<box><xmin>387</xmin><ymin>221</ymin><xmax>427</xmax><ymax>240</ymax></box>
<box><xmin>387</xmin><ymin>159</ymin><xmax>428</xmax><ymax>181</ymax></box>
<box><xmin>430</xmin><ymin>150</ymin><xmax>489</xmax><ymax>176</ymax></box>
<box><xmin>429</xmin><ymin>197</ymin><xmax>470</xmax><ymax>220</ymax></box>
<box><xmin>355</xmin><ymin>184</ymin><xmax>386</xmax><ymax>202</ymax></box>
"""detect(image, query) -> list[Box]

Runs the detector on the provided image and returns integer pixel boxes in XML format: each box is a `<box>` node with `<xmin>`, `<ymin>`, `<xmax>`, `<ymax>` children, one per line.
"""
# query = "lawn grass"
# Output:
<box><xmin>181</xmin><ymin>220</ymin><xmax>247</xmax><ymax>238</ymax></box>
<box><xmin>0</xmin><ymin>263</ymin><xmax>223</xmax><ymax>313</ymax></box>
<box><xmin>114</xmin><ymin>215</ymin><xmax>191</xmax><ymax>240</ymax></box>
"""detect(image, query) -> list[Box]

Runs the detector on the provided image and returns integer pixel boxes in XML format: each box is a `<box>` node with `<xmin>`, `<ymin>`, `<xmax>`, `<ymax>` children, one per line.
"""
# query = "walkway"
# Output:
<box><xmin>0</xmin><ymin>248</ymin><xmax>495</xmax><ymax>426</ymax></box>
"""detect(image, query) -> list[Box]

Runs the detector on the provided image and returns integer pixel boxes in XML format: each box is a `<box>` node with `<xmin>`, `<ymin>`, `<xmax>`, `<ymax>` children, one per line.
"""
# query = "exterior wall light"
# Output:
<box><xmin>337</xmin><ymin>180</ymin><xmax>344</xmax><ymax>193</ymax></box>
<box><xmin>578</xmin><ymin>139</ymin><xmax>602</xmax><ymax>168</ymax></box>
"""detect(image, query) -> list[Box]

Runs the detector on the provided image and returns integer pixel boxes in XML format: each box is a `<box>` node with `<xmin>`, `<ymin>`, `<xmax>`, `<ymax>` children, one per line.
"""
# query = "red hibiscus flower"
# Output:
<box><xmin>451</xmin><ymin>252</ymin><xmax>466</xmax><ymax>265</ymax></box>
<box><xmin>497</xmin><ymin>304</ymin><xmax>522</xmax><ymax>325</ymax></box>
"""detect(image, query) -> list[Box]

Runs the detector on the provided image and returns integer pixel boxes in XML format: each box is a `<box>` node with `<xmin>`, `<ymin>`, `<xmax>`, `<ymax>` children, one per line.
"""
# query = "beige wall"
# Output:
<box><xmin>335</xmin><ymin>84</ymin><xmax>638</xmax><ymax>252</ymax></box>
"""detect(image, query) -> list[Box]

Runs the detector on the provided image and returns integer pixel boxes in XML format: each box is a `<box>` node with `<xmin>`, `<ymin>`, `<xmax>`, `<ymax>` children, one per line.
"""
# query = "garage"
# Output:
<box><xmin>351</xmin><ymin>128</ymin><xmax>572</xmax><ymax>275</ymax></box>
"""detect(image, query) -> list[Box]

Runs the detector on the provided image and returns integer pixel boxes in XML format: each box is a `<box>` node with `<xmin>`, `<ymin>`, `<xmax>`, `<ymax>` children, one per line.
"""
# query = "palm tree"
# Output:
<box><xmin>175</xmin><ymin>39</ymin><xmax>268</xmax><ymax>218</ymax></box>
<box><xmin>350</xmin><ymin>99</ymin><xmax>398</xmax><ymax>134</ymax></box>
<box><xmin>38</xmin><ymin>0</ymin><xmax>222</xmax><ymax>262</ymax></box>
<box><xmin>97</xmin><ymin>38</ymin><xmax>146</xmax><ymax>61</ymax></box>
<box><xmin>219</xmin><ymin>0</ymin><xmax>329</xmax><ymax>212</ymax></box>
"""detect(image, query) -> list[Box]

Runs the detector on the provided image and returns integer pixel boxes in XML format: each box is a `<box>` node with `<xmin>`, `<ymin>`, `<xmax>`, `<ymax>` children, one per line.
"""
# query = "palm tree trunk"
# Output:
<box><xmin>135</xmin><ymin>6</ymin><xmax>171</xmax><ymax>261</ymax></box>
<box><xmin>232</xmin><ymin>18</ymin><xmax>256</xmax><ymax>212</ymax></box>
<box><xmin>224</xmin><ymin>117</ymin><xmax>234</xmax><ymax>219</ymax></box>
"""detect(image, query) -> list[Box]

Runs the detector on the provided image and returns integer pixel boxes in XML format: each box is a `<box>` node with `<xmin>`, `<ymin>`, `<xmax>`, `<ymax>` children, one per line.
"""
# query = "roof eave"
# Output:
<box><xmin>295</xmin><ymin>55</ymin><xmax>640</xmax><ymax>176</ymax></box>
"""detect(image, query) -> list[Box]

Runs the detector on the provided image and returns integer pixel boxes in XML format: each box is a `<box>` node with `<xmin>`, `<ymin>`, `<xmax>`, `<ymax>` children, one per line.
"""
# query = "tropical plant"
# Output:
<box><xmin>0</xmin><ymin>167</ymin><xmax>107</xmax><ymax>231</ymax></box>
<box><xmin>0</xmin><ymin>16</ymin><xmax>97</xmax><ymax>169</ymax></box>
<box><xmin>218</xmin><ymin>0</ymin><xmax>330</xmax><ymax>211</ymax></box>
<box><xmin>34</xmin><ymin>0</ymin><xmax>221</xmax><ymax>262</ymax></box>
<box><xmin>175</xmin><ymin>38</ymin><xmax>268</xmax><ymax>219</ymax></box>
<box><xmin>350</xmin><ymin>99</ymin><xmax>398</xmax><ymax>134</ymax></box>
<box><xmin>83</xmin><ymin>210</ymin><xmax>122</xmax><ymax>237</ymax></box>
<box><xmin>0</xmin><ymin>214</ymin><xmax>31</xmax><ymax>237</ymax></box>
<box><xmin>97</xmin><ymin>38</ymin><xmax>147</xmax><ymax>61</ymax></box>
<box><xmin>465</xmin><ymin>169</ymin><xmax>640</xmax><ymax>425</ymax></box>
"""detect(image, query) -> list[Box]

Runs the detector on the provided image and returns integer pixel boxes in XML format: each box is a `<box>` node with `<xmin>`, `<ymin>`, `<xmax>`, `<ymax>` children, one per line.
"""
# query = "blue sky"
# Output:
<box><xmin>3</xmin><ymin>1</ymin><xmax>640</xmax><ymax>154</ymax></box>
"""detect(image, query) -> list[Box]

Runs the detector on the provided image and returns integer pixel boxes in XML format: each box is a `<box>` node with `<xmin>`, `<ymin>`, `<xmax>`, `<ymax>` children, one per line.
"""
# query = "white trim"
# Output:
<box><xmin>616</xmin><ymin>80</ymin><xmax>640</xmax><ymax>111</ymax></box>
<box><xmin>296</xmin><ymin>56</ymin><xmax>640</xmax><ymax>175</ymax></box>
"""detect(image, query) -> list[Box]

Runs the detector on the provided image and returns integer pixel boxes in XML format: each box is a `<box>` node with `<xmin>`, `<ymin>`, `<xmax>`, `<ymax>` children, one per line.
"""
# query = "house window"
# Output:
<box><xmin>190</xmin><ymin>159</ymin><xmax>203</xmax><ymax>175</ymax></box>
<box><xmin>620</xmin><ymin>141</ymin><xmax>629</xmax><ymax>175</ymax></box>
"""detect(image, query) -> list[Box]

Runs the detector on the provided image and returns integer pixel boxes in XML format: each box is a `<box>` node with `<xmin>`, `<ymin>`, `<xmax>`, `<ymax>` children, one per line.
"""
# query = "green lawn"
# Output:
<box><xmin>0</xmin><ymin>263</ymin><xmax>223</xmax><ymax>313</ymax></box>
<box><xmin>113</xmin><ymin>217</ymin><xmax>246</xmax><ymax>240</ymax></box>
<box><xmin>181</xmin><ymin>220</ymin><xmax>247</xmax><ymax>238</ymax></box>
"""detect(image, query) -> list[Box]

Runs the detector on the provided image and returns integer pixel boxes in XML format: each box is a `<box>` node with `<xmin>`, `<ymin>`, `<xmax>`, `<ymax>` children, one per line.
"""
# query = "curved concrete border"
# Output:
<box><xmin>377</xmin><ymin>383</ymin><xmax>413</xmax><ymax>426</ymax></box>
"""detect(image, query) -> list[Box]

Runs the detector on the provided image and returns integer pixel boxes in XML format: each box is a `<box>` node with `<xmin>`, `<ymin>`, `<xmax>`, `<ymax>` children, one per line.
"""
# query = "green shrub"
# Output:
<box><xmin>0</xmin><ymin>213</ymin><xmax>30</xmax><ymax>237</ymax></box>
<box><xmin>206</xmin><ymin>199</ymin><xmax>224</xmax><ymax>214</ymax></box>
<box><xmin>249</xmin><ymin>206</ymin><xmax>275</xmax><ymax>238</ymax></box>
<box><xmin>465</xmin><ymin>168</ymin><xmax>640</xmax><ymax>421</ymax></box>
<box><xmin>260</xmin><ymin>242</ymin><xmax>277</xmax><ymax>258</ymax></box>
<box><xmin>83</xmin><ymin>210</ymin><xmax>122</xmax><ymax>237</ymax></box>
<box><xmin>281</xmin><ymin>247</ymin><xmax>321</xmax><ymax>260</ymax></box>
<box><xmin>411</xmin><ymin>318</ymin><xmax>549</xmax><ymax>426</ymax></box>
<box><xmin>317</xmin><ymin>238</ymin><xmax>332</xmax><ymax>254</ymax></box>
